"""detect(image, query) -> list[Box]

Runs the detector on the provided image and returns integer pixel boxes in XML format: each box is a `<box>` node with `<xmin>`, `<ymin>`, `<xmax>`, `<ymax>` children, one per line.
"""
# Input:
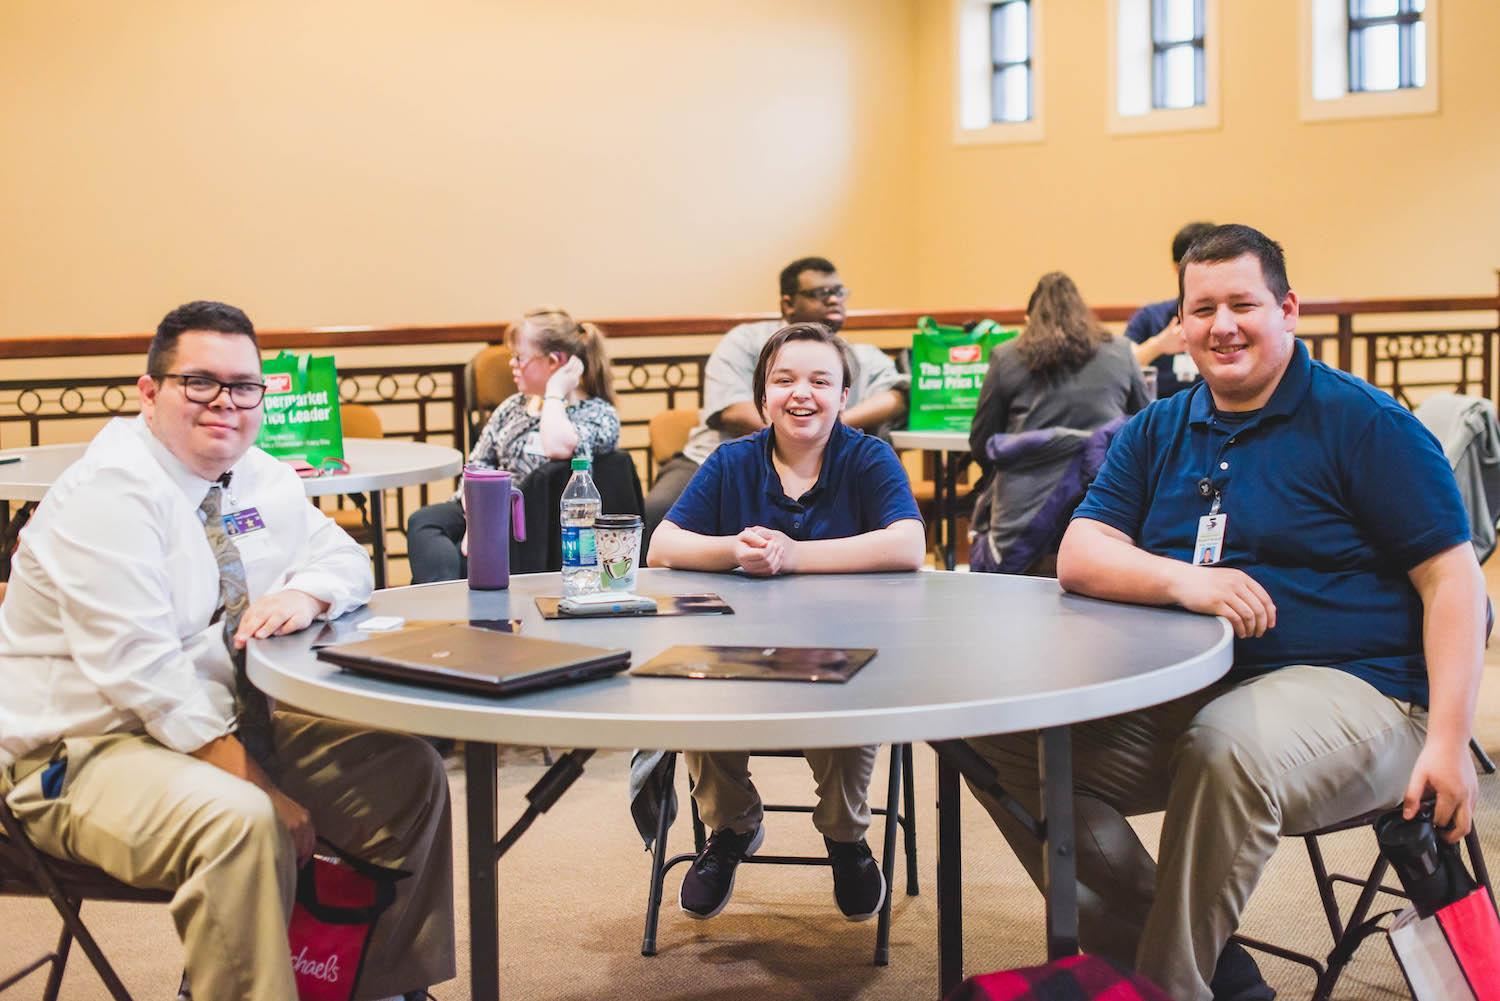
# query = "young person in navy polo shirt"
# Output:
<box><xmin>965</xmin><ymin>226</ymin><xmax>1484</xmax><ymax>1001</ymax></box>
<box><xmin>649</xmin><ymin>321</ymin><xmax>925</xmax><ymax>924</ymax></box>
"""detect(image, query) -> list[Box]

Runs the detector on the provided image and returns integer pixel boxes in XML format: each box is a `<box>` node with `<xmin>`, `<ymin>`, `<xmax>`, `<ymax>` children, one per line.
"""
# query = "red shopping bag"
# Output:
<box><xmin>944</xmin><ymin>955</ymin><xmax>1171</xmax><ymax>1001</ymax></box>
<box><xmin>287</xmin><ymin>843</ymin><xmax>408</xmax><ymax>1001</ymax></box>
<box><xmin>1436</xmin><ymin>886</ymin><xmax>1500</xmax><ymax>995</ymax></box>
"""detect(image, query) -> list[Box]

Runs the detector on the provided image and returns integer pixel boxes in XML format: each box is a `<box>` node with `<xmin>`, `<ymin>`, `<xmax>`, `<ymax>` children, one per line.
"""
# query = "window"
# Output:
<box><xmin>1301</xmin><ymin>0</ymin><xmax>1438</xmax><ymax>121</ymax></box>
<box><xmin>956</xmin><ymin>0</ymin><xmax>1044</xmax><ymax>144</ymax></box>
<box><xmin>1110</xmin><ymin>0</ymin><xmax>1219</xmax><ymax>135</ymax></box>
<box><xmin>1151</xmin><ymin>0</ymin><xmax>1205</xmax><ymax>109</ymax></box>
<box><xmin>989</xmin><ymin>1</ymin><xmax>1033</xmax><ymax>123</ymax></box>
<box><xmin>1347</xmin><ymin>0</ymin><xmax>1425</xmax><ymax>92</ymax></box>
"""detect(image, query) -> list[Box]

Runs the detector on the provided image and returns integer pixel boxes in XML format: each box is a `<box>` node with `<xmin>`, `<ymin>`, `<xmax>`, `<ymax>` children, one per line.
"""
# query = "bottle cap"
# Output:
<box><xmin>570</xmin><ymin>457</ymin><xmax>590</xmax><ymax>471</ymax></box>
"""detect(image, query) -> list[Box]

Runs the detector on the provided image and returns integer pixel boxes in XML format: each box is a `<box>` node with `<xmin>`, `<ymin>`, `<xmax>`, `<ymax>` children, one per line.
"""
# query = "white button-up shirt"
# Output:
<box><xmin>0</xmin><ymin>416</ymin><xmax>373</xmax><ymax>767</ymax></box>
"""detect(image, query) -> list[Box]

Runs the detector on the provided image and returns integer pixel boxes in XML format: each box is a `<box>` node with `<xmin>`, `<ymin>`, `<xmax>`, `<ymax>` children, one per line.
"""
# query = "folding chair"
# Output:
<box><xmin>0</xmin><ymin>795</ymin><xmax>171</xmax><ymax>1000</ymax></box>
<box><xmin>1233</xmin><ymin>747</ymin><xmax>1495</xmax><ymax>1001</ymax></box>
<box><xmin>641</xmin><ymin>744</ymin><xmax>919</xmax><ymax>966</ymax></box>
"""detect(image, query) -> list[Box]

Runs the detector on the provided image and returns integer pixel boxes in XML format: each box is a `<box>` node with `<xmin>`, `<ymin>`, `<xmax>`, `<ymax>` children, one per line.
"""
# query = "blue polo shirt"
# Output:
<box><xmin>665</xmin><ymin>422</ymin><xmax>922</xmax><ymax>541</ymax></box>
<box><xmin>1073</xmin><ymin>340</ymin><xmax>1469</xmax><ymax>705</ymax></box>
<box><xmin>1124</xmin><ymin>297</ymin><xmax>1198</xmax><ymax>399</ymax></box>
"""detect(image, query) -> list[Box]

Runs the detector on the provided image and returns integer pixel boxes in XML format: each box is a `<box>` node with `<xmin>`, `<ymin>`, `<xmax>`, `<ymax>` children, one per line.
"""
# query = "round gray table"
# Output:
<box><xmin>0</xmin><ymin>438</ymin><xmax>461</xmax><ymax>587</ymax></box>
<box><xmin>249</xmin><ymin>568</ymin><xmax>1232</xmax><ymax>1001</ymax></box>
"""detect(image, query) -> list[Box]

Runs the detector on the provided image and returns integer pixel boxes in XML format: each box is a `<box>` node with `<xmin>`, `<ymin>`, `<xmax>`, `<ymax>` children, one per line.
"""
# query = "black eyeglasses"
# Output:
<box><xmin>161</xmin><ymin>373</ymin><xmax>268</xmax><ymax>408</ymax></box>
<box><xmin>794</xmin><ymin>284</ymin><xmax>849</xmax><ymax>302</ymax></box>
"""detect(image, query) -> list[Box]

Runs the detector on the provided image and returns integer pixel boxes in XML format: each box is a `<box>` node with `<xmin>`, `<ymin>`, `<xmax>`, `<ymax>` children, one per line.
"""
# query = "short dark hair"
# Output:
<box><xmin>1176</xmin><ymin>224</ymin><xmax>1291</xmax><ymax>312</ymax></box>
<box><xmin>778</xmin><ymin>256</ymin><xmax>837</xmax><ymax>299</ymax></box>
<box><xmin>752</xmin><ymin>322</ymin><xmax>853</xmax><ymax>419</ymax></box>
<box><xmin>1171</xmin><ymin>221</ymin><xmax>1217</xmax><ymax>265</ymax></box>
<box><xmin>147</xmin><ymin>301</ymin><xmax>258</xmax><ymax>378</ymax></box>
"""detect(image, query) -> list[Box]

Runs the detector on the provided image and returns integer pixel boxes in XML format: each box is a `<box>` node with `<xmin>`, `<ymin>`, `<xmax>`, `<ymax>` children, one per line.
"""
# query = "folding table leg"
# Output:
<box><xmin>936</xmin><ymin>751</ymin><xmax>964</xmax><ymax>997</ymax></box>
<box><xmin>369</xmin><ymin>490</ymin><xmax>387</xmax><ymax>589</ymax></box>
<box><xmin>465</xmin><ymin>742</ymin><xmax>499</xmax><ymax>1001</ymax></box>
<box><xmin>1039</xmin><ymin>726</ymin><xmax>1078</xmax><ymax>960</ymax></box>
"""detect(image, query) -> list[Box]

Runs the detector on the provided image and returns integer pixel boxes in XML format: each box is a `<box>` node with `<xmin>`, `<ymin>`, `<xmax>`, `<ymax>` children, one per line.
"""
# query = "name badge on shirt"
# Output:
<box><xmin>1194</xmin><ymin>513</ymin><xmax>1227</xmax><ymax>566</ymax></box>
<box><xmin>522</xmin><ymin>430</ymin><xmax>546</xmax><ymax>457</ymax></box>
<box><xmin>222</xmin><ymin>508</ymin><xmax>267</xmax><ymax>536</ymax></box>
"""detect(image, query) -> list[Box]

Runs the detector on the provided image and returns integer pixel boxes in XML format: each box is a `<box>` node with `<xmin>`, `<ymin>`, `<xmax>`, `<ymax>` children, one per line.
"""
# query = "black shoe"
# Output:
<box><xmin>825</xmin><ymin>836</ymin><xmax>887</xmax><ymax>922</ymax></box>
<box><xmin>679</xmin><ymin>825</ymin><xmax>764</xmax><ymax>919</ymax></box>
<box><xmin>1210</xmin><ymin>941</ymin><xmax>1276</xmax><ymax>1001</ymax></box>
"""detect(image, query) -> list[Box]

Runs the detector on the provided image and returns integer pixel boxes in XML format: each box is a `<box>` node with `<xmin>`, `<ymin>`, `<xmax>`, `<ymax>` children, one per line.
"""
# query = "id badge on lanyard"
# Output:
<box><xmin>1194</xmin><ymin>491</ymin><xmax>1227</xmax><ymax>566</ymax></box>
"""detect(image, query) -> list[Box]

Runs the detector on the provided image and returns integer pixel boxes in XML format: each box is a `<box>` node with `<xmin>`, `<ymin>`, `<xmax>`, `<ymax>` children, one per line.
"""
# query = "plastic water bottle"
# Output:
<box><xmin>560</xmin><ymin>456</ymin><xmax>601</xmax><ymax>597</ymax></box>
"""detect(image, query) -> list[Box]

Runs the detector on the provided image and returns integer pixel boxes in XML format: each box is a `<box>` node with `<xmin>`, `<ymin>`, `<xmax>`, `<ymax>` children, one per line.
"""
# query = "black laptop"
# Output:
<box><xmin>317</xmin><ymin>624</ymin><xmax>630</xmax><ymax>697</ymax></box>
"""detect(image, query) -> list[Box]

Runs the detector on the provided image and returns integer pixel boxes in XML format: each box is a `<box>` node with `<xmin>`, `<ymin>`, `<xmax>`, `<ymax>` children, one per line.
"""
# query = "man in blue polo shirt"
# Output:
<box><xmin>965</xmin><ymin>225</ymin><xmax>1484</xmax><ymax>1001</ymax></box>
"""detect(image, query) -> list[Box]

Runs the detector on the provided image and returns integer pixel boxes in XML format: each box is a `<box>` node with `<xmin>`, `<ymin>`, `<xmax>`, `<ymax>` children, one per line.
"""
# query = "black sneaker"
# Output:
<box><xmin>1210</xmin><ymin>941</ymin><xmax>1276</xmax><ymax>1001</ymax></box>
<box><xmin>679</xmin><ymin>825</ymin><xmax>764</xmax><ymax>919</ymax></box>
<box><xmin>825</xmin><ymin>836</ymin><xmax>887</xmax><ymax>922</ymax></box>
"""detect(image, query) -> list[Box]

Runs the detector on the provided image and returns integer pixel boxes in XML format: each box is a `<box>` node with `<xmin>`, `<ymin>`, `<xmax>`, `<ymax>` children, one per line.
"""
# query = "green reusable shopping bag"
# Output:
<box><xmin>255</xmin><ymin>351</ymin><xmax>345</xmax><ymax>463</ymax></box>
<box><xmin>907</xmin><ymin>317</ymin><xmax>1018</xmax><ymax>431</ymax></box>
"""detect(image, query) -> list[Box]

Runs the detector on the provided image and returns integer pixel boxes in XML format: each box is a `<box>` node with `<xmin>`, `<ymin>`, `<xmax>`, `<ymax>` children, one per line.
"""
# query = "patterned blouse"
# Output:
<box><xmin>468</xmin><ymin>393</ymin><xmax>621</xmax><ymax>482</ymax></box>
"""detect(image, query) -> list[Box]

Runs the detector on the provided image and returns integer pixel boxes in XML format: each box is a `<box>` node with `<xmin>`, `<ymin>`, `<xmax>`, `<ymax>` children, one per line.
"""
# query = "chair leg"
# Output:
<box><xmin>1471</xmin><ymin>736</ymin><xmax>1496</xmax><ymax>775</ymax></box>
<box><xmin>0</xmin><ymin>802</ymin><xmax>137</xmax><ymax>1001</ymax></box>
<box><xmin>901</xmin><ymin>742</ymin><xmax>919</xmax><ymax>896</ymax></box>
<box><xmin>641</xmin><ymin>753</ymin><xmax>678</xmax><ymax>957</ymax></box>
<box><xmin>1304</xmin><ymin>835</ymin><xmax>1346</xmax><ymax>942</ymax></box>
<box><xmin>1313</xmin><ymin>855</ymin><xmax>1392</xmax><ymax>1001</ymax></box>
<box><xmin>873</xmin><ymin>744</ymin><xmax>903</xmax><ymax>966</ymax></box>
<box><xmin>41</xmin><ymin>918</ymin><xmax>72</xmax><ymax>1001</ymax></box>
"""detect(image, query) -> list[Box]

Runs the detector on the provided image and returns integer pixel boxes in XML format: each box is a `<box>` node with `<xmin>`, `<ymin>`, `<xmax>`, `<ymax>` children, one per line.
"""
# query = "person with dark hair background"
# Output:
<box><xmin>642</xmin><ymin>256</ymin><xmax>908</xmax><ymax>546</ymax></box>
<box><xmin>1126</xmin><ymin>221</ymin><xmax>1217</xmax><ymax>398</ymax></box>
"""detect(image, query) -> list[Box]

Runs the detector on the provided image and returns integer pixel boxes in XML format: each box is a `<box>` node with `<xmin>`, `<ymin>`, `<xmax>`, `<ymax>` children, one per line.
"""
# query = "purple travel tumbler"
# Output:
<box><xmin>464</xmin><ymin>467</ymin><xmax>526</xmax><ymax>589</ymax></box>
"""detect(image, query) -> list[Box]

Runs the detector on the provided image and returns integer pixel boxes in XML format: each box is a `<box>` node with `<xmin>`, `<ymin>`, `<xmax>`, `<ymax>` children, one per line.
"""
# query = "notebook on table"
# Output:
<box><xmin>317</xmin><ymin>624</ymin><xmax>630</xmax><ymax>697</ymax></box>
<box><xmin>630</xmin><ymin>645</ymin><xmax>877</xmax><ymax>683</ymax></box>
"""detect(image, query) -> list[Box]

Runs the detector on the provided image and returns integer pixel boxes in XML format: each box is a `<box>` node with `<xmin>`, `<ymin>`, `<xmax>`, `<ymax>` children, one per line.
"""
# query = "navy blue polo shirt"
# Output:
<box><xmin>1074</xmin><ymin>340</ymin><xmax>1469</xmax><ymax>705</ymax></box>
<box><xmin>665</xmin><ymin>422</ymin><xmax>922</xmax><ymax>542</ymax></box>
<box><xmin>1124</xmin><ymin>298</ymin><xmax>1197</xmax><ymax>399</ymax></box>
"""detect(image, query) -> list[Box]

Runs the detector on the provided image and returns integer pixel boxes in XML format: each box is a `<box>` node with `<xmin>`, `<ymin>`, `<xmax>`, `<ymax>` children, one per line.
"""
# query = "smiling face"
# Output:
<box><xmin>1180</xmin><ymin>253</ymin><xmax>1299</xmax><ymax>411</ymax></box>
<box><xmin>761</xmin><ymin>338</ymin><xmax>850</xmax><ymax>448</ymax></box>
<box><xmin>137</xmin><ymin>330</ymin><xmax>264</xmax><ymax>480</ymax></box>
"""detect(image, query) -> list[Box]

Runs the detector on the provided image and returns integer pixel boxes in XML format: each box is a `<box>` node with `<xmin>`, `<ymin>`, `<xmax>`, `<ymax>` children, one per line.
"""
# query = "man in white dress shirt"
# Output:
<box><xmin>0</xmin><ymin>301</ymin><xmax>453</xmax><ymax>1001</ymax></box>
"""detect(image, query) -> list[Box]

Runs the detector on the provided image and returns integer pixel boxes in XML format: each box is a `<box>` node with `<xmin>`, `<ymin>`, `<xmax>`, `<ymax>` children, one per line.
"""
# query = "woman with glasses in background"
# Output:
<box><xmin>407</xmin><ymin>307</ymin><xmax>619</xmax><ymax>583</ymax></box>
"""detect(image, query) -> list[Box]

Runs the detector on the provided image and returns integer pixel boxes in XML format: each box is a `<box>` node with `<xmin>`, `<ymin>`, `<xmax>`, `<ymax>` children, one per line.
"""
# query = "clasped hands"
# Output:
<box><xmin>735</xmin><ymin>526</ymin><xmax>797</xmax><ymax>576</ymax></box>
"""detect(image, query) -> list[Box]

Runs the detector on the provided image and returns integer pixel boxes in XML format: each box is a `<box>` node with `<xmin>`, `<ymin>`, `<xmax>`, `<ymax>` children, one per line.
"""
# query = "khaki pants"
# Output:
<box><xmin>685</xmin><ymin>746</ymin><xmax>879</xmax><ymax>843</ymax></box>
<box><xmin>1</xmin><ymin>711</ymin><xmax>455</xmax><ymax>1001</ymax></box>
<box><xmin>964</xmin><ymin>665</ymin><xmax>1427</xmax><ymax>1001</ymax></box>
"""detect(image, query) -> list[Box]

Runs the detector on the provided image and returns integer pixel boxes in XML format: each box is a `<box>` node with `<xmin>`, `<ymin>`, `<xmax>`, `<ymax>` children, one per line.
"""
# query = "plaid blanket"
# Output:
<box><xmin>945</xmin><ymin>955</ymin><xmax>1171</xmax><ymax>1001</ymax></box>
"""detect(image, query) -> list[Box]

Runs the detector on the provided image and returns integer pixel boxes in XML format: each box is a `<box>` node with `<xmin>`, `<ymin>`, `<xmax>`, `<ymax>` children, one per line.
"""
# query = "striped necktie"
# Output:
<box><xmin>199</xmin><ymin>482</ymin><xmax>277</xmax><ymax>769</ymax></box>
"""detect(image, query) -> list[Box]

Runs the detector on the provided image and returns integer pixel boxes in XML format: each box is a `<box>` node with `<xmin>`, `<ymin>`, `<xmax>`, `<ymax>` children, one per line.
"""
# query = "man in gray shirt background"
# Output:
<box><xmin>643</xmin><ymin>256</ymin><xmax>910</xmax><ymax>541</ymax></box>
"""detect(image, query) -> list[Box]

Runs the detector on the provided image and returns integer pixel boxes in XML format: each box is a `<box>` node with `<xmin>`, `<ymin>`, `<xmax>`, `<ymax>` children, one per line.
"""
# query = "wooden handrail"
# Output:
<box><xmin>3</xmin><ymin>295</ymin><xmax>1497</xmax><ymax>360</ymax></box>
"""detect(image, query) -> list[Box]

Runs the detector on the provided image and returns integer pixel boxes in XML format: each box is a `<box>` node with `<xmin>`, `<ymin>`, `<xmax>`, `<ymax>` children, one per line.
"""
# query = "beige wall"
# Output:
<box><xmin>5</xmin><ymin>1</ymin><xmax>1498</xmax><ymax>344</ymax></box>
<box><xmin>0</xmin><ymin>0</ymin><xmax>919</xmax><ymax>338</ymax></box>
<box><xmin>913</xmin><ymin>0</ymin><xmax>1500</xmax><ymax>309</ymax></box>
